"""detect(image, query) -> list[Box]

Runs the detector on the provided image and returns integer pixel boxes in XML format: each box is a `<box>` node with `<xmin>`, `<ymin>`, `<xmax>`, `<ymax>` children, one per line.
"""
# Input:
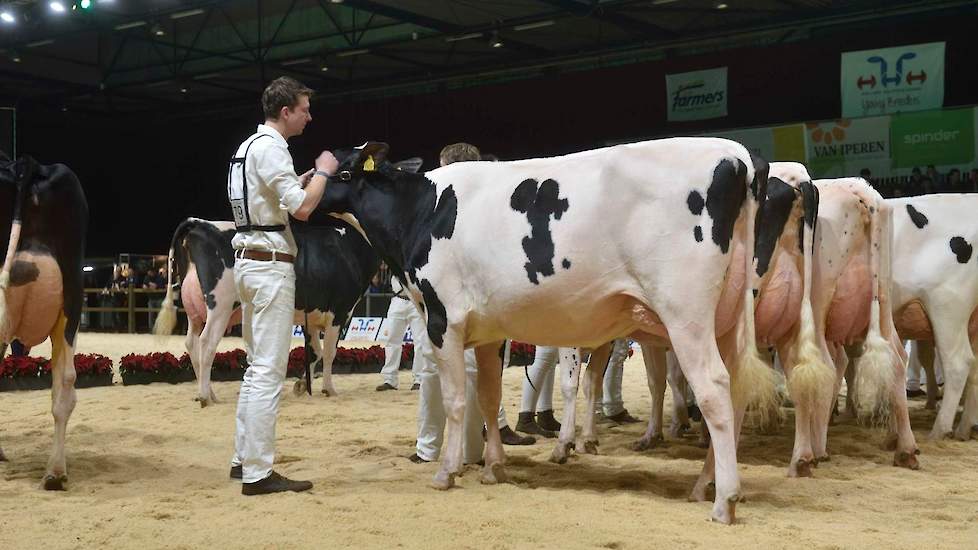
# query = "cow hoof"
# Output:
<box><xmin>431</xmin><ymin>471</ymin><xmax>456</xmax><ymax>490</ymax></box>
<box><xmin>631</xmin><ymin>434</ymin><xmax>664</xmax><ymax>452</ymax></box>
<box><xmin>480</xmin><ymin>463</ymin><xmax>507</xmax><ymax>485</ymax></box>
<box><xmin>924</xmin><ymin>401</ymin><xmax>937</xmax><ymax>411</ymax></box>
<box><xmin>893</xmin><ymin>448</ymin><xmax>921</xmax><ymax>470</ymax></box>
<box><xmin>321</xmin><ymin>387</ymin><xmax>337</xmax><ymax>397</ymax></box>
<box><xmin>789</xmin><ymin>458</ymin><xmax>814</xmax><ymax>478</ymax></box>
<box><xmin>292</xmin><ymin>380</ymin><xmax>306</xmax><ymax>396</ymax></box>
<box><xmin>581</xmin><ymin>439</ymin><xmax>599</xmax><ymax>455</ymax></box>
<box><xmin>198</xmin><ymin>398</ymin><xmax>211</xmax><ymax>408</ymax></box>
<box><xmin>669</xmin><ymin>423</ymin><xmax>690</xmax><ymax>438</ymax></box>
<box><xmin>688</xmin><ymin>481</ymin><xmax>714</xmax><ymax>503</ymax></box>
<box><xmin>42</xmin><ymin>474</ymin><xmax>67</xmax><ymax>491</ymax></box>
<box><xmin>549</xmin><ymin>441</ymin><xmax>575</xmax><ymax>464</ymax></box>
<box><xmin>816</xmin><ymin>454</ymin><xmax>830</xmax><ymax>464</ymax></box>
<box><xmin>710</xmin><ymin>494</ymin><xmax>740</xmax><ymax>525</ymax></box>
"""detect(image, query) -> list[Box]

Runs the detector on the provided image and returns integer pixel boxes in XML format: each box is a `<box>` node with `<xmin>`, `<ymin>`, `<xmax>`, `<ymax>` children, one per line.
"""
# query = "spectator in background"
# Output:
<box><xmin>859</xmin><ymin>167</ymin><xmax>872</xmax><ymax>182</ymax></box>
<box><xmin>376</xmin><ymin>260</ymin><xmax>392</xmax><ymax>292</ymax></box>
<box><xmin>906</xmin><ymin>167</ymin><xmax>923</xmax><ymax>196</ymax></box>
<box><xmin>971</xmin><ymin>168</ymin><xmax>978</xmax><ymax>192</ymax></box>
<box><xmin>921</xmin><ymin>176</ymin><xmax>935</xmax><ymax>195</ymax></box>
<box><xmin>144</xmin><ymin>267</ymin><xmax>166</xmax><ymax>329</ymax></box>
<box><xmin>926</xmin><ymin>165</ymin><xmax>944</xmax><ymax>190</ymax></box>
<box><xmin>946</xmin><ymin>168</ymin><xmax>962</xmax><ymax>192</ymax></box>
<box><xmin>367</xmin><ymin>272</ymin><xmax>386</xmax><ymax>294</ymax></box>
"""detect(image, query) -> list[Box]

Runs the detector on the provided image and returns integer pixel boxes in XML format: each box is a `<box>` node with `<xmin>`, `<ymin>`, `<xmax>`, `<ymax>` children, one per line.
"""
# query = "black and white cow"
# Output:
<box><xmin>888</xmin><ymin>194</ymin><xmax>978</xmax><ymax>440</ymax></box>
<box><xmin>317</xmin><ymin>139</ymin><xmax>772</xmax><ymax>524</ymax></box>
<box><xmin>153</xmin><ymin>213</ymin><xmax>378</xmax><ymax>405</ymax></box>
<box><xmin>0</xmin><ymin>154</ymin><xmax>88</xmax><ymax>490</ymax></box>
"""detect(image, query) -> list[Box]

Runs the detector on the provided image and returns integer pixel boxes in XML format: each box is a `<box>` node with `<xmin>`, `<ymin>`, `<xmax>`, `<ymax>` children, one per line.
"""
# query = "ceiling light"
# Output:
<box><xmin>490</xmin><ymin>31</ymin><xmax>503</xmax><ymax>49</ymax></box>
<box><xmin>83</xmin><ymin>265</ymin><xmax>94</xmax><ymax>272</ymax></box>
<box><xmin>79</xmin><ymin>0</ymin><xmax>91</xmax><ymax>10</ymax></box>
<box><xmin>11</xmin><ymin>52</ymin><xmax>21</xmax><ymax>62</ymax></box>
<box><xmin>651</xmin><ymin>0</ymin><xmax>681</xmax><ymax>4</ymax></box>
<box><xmin>151</xmin><ymin>23</ymin><xmax>165</xmax><ymax>36</ymax></box>
<box><xmin>170</xmin><ymin>8</ymin><xmax>204</xmax><ymax>19</ymax></box>
<box><xmin>0</xmin><ymin>11</ymin><xmax>15</xmax><ymax>24</ymax></box>
<box><xmin>444</xmin><ymin>32</ymin><xmax>482</xmax><ymax>43</ymax></box>
<box><xmin>114</xmin><ymin>20</ymin><xmax>146</xmax><ymax>30</ymax></box>
<box><xmin>180</xmin><ymin>87</ymin><xmax>188</xmax><ymax>93</ymax></box>
<box><xmin>513</xmin><ymin>20</ymin><xmax>554</xmax><ymax>32</ymax></box>
<box><xmin>49</xmin><ymin>1</ymin><xmax>66</xmax><ymax>13</ymax></box>
<box><xmin>336</xmin><ymin>48</ymin><xmax>368</xmax><ymax>57</ymax></box>
<box><xmin>715</xmin><ymin>2</ymin><xmax>728</xmax><ymax>9</ymax></box>
<box><xmin>320</xmin><ymin>63</ymin><xmax>329</xmax><ymax>72</ymax></box>
<box><xmin>27</xmin><ymin>39</ymin><xmax>54</xmax><ymax>48</ymax></box>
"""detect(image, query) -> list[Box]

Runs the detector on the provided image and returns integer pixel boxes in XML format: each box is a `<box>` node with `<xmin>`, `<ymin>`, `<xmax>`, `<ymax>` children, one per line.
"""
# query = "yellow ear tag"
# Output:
<box><xmin>363</xmin><ymin>155</ymin><xmax>375</xmax><ymax>172</ymax></box>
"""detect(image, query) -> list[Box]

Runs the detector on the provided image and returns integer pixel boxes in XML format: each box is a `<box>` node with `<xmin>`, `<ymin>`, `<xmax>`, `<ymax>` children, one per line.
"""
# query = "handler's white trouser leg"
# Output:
<box><xmin>601</xmin><ymin>339</ymin><xmax>629</xmax><ymax>417</ymax></box>
<box><xmin>416</xmin><ymin>349</ymin><xmax>501</xmax><ymax>463</ymax></box>
<box><xmin>379</xmin><ymin>298</ymin><xmax>414</xmax><ymax>388</ymax></box>
<box><xmin>229</xmin><ymin>258</ymin><xmax>296</xmax><ymax>484</ymax></box>
<box><xmin>520</xmin><ymin>346</ymin><xmax>558</xmax><ymax>413</ymax></box>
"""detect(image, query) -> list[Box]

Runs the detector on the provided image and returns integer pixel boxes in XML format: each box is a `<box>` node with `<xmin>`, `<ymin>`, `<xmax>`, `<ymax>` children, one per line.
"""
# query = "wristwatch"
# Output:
<box><xmin>314</xmin><ymin>170</ymin><xmax>331</xmax><ymax>179</ymax></box>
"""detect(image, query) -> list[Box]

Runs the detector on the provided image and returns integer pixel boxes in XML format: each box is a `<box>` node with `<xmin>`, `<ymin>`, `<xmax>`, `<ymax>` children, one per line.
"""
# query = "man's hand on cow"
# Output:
<box><xmin>315</xmin><ymin>151</ymin><xmax>339</xmax><ymax>176</ymax></box>
<box><xmin>299</xmin><ymin>168</ymin><xmax>315</xmax><ymax>188</ymax></box>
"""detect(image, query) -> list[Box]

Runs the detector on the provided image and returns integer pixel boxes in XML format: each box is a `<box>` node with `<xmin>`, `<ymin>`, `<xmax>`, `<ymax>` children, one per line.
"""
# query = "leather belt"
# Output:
<box><xmin>394</xmin><ymin>295</ymin><xmax>409</xmax><ymax>301</ymax></box>
<box><xmin>235</xmin><ymin>249</ymin><xmax>295</xmax><ymax>263</ymax></box>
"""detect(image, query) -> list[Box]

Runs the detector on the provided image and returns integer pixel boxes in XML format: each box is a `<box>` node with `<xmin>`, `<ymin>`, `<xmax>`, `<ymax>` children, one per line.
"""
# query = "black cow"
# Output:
<box><xmin>153</xmin><ymin>214</ymin><xmax>378</xmax><ymax>405</ymax></box>
<box><xmin>0</xmin><ymin>154</ymin><xmax>88</xmax><ymax>490</ymax></box>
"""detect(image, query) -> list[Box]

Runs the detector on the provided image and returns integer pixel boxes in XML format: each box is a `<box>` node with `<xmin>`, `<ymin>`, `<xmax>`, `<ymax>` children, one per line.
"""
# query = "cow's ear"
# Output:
<box><xmin>356</xmin><ymin>142</ymin><xmax>389</xmax><ymax>172</ymax></box>
<box><xmin>392</xmin><ymin>157</ymin><xmax>424</xmax><ymax>174</ymax></box>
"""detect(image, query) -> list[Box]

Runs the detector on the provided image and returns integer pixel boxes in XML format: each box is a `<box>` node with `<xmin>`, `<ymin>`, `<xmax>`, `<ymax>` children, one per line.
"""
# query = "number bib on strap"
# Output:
<box><xmin>227</xmin><ymin>133</ymin><xmax>286</xmax><ymax>233</ymax></box>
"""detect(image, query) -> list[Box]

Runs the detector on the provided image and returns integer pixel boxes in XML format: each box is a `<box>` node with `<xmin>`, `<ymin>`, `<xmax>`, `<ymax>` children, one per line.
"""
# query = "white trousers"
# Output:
<box><xmin>379</xmin><ymin>297</ymin><xmax>426</xmax><ymax>388</ymax></box>
<box><xmin>416</xmin><ymin>348</ymin><xmax>509</xmax><ymax>463</ymax></box>
<box><xmin>597</xmin><ymin>339</ymin><xmax>629</xmax><ymax>417</ymax></box>
<box><xmin>229</xmin><ymin>258</ymin><xmax>296</xmax><ymax>483</ymax></box>
<box><xmin>520</xmin><ymin>346</ymin><xmax>557</xmax><ymax>413</ymax></box>
<box><xmin>906</xmin><ymin>340</ymin><xmax>944</xmax><ymax>390</ymax></box>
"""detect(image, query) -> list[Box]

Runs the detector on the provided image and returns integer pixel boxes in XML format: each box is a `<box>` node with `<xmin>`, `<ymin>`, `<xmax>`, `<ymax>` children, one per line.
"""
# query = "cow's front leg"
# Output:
<box><xmin>884</xmin><ymin>334</ymin><xmax>920</xmax><ymax>468</ymax></box>
<box><xmin>579</xmin><ymin>343</ymin><xmax>611</xmax><ymax>454</ymax></box>
<box><xmin>475</xmin><ymin>342</ymin><xmax>507</xmax><ymax>484</ymax></box>
<box><xmin>550</xmin><ymin>348</ymin><xmax>582</xmax><ymax>464</ymax></box>
<box><xmin>44</xmin><ymin>314</ymin><xmax>76</xmax><ymax>490</ymax></box>
<box><xmin>633</xmin><ymin>344</ymin><xmax>667</xmax><ymax>451</ymax></box>
<box><xmin>431</xmin><ymin>332</ymin><xmax>466</xmax><ymax>490</ymax></box>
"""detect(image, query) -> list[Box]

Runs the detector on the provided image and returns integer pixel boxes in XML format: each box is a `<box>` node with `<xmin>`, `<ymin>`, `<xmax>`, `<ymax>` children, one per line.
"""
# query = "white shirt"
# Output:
<box><xmin>228</xmin><ymin>124</ymin><xmax>307</xmax><ymax>255</ymax></box>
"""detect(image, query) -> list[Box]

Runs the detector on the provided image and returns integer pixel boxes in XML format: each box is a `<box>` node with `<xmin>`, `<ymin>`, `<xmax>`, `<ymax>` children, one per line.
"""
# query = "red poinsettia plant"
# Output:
<box><xmin>74</xmin><ymin>353</ymin><xmax>113</xmax><ymax>376</ymax></box>
<box><xmin>119</xmin><ymin>352</ymin><xmax>186</xmax><ymax>376</ymax></box>
<box><xmin>0</xmin><ymin>355</ymin><xmax>51</xmax><ymax>378</ymax></box>
<box><xmin>509</xmin><ymin>341</ymin><xmax>536</xmax><ymax>364</ymax></box>
<box><xmin>179</xmin><ymin>349</ymin><xmax>249</xmax><ymax>373</ymax></box>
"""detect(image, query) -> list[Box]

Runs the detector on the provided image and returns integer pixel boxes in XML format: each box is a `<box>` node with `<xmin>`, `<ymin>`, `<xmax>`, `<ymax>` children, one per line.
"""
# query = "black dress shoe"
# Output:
<box><xmin>515</xmin><ymin>411</ymin><xmax>558</xmax><ymax>438</ymax></box>
<box><xmin>500</xmin><ymin>425</ymin><xmax>535</xmax><ymax>445</ymax></box>
<box><xmin>907</xmin><ymin>388</ymin><xmax>926</xmax><ymax>398</ymax></box>
<box><xmin>536</xmin><ymin>409</ymin><xmax>562</xmax><ymax>432</ymax></box>
<box><xmin>242</xmin><ymin>471</ymin><xmax>312</xmax><ymax>496</ymax></box>
<box><xmin>607</xmin><ymin>409</ymin><xmax>642</xmax><ymax>424</ymax></box>
<box><xmin>230</xmin><ymin>465</ymin><xmax>242</xmax><ymax>480</ymax></box>
<box><xmin>375</xmin><ymin>382</ymin><xmax>397</xmax><ymax>391</ymax></box>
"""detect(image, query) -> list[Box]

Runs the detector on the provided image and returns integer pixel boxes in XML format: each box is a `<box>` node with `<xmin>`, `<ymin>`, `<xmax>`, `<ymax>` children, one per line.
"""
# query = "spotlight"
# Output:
<box><xmin>79</xmin><ymin>0</ymin><xmax>91</xmax><ymax>9</ymax></box>
<box><xmin>490</xmin><ymin>31</ymin><xmax>503</xmax><ymax>49</ymax></box>
<box><xmin>11</xmin><ymin>52</ymin><xmax>21</xmax><ymax>62</ymax></box>
<box><xmin>151</xmin><ymin>23</ymin><xmax>165</xmax><ymax>36</ymax></box>
<box><xmin>83</xmin><ymin>265</ymin><xmax>94</xmax><ymax>272</ymax></box>
<box><xmin>0</xmin><ymin>11</ymin><xmax>14</xmax><ymax>24</ymax></box>
<box><xmin>715</xmin><ymin>2</ymin><xmax>728</xmax><ymax>9</ymax></box>
<box><xmin>180</xmin><ymin>86</ymin><xmax>188</xmax><ymax>93</ymax></box>
<box><xmin>50</xmin><ymin>1</ymin><xmax>66</xmax><ymax>13</ymax></box>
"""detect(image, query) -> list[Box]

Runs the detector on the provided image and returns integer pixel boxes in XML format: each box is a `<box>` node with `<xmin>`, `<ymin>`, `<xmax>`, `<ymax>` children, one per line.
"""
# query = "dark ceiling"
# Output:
<box><xmin>0</xmin><ymin>0</ymin><xmax>972</xmax><ymax>115</ymax></box>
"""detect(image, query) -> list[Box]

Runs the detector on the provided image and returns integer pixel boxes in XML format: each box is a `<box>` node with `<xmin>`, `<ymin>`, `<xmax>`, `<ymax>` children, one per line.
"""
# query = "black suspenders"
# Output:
<box><xmin>228</xmin><ymin>133</ymin><xmax>286</xmax><ymax>233</ymax></box>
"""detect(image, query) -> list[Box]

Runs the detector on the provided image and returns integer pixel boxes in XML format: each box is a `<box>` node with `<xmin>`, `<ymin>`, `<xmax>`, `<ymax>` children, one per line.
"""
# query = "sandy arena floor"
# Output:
<box><xmin>1</xmin><ymin>333</ymin><xmax>977</xmax><ymax>550</ymax></box>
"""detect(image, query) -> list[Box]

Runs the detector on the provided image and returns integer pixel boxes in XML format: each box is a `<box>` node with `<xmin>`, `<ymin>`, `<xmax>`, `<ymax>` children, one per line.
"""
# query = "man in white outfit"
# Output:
<box><xmin>227</xmin><ymin>76</ymin><xmax>338</xmax><ymax>495</ymax></box>
<box><xmin>595</xmin><ymin>339</ymin><xmax>640</xmax><ymax>424</ymax></box>
<box><xmin>376</xmin><ymin>277</ymin><xmax>424</xmax><ymax>391</ymax></box>
<box><xmin>516</xmin><ymin>345</ymin><xmax>562</xmax><ymax>437</ymax></box>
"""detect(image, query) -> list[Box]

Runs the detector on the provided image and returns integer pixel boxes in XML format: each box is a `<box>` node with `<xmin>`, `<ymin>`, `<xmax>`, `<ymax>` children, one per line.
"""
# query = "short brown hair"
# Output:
<box><xmin>262</xmin><ymin>77</ymin><xmax>313</xmax><ymax>120</ymax></box>
<box><xmin>439</xmin><ymin>142</ymin><xmax>481</xmax><ymax>166</ymax></box>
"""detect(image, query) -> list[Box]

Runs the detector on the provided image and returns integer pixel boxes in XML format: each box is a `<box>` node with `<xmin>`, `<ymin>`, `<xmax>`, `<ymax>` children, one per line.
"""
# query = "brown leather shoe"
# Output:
<box><xmin>536</xmin><ymin>409</ymin><xmax>561</xmax><ymax>432</ymax></box>
<box><xmin>242</xmin><ymin>471</ymin><xmax>312</xmax><ymax>495</ymax></box>
<box><xmin>516</xmin><ymin>411</ymin><xmax>557</xmax><ymax>438</ymax></box>
<box><xmin>500</xmin><ymin>425</ymin><xmax>535</xmax><ymax>445</ymax></box>
<box><xmin>607</xmin><ymin>410</ymin><xmax>642</xmax><ymax>424</ymax></box>
<box><xmin>230</xmin><ymin>465</ymin><xmax>242</xmax><ymax>480</ymax></box>
<box><xmin>375</xmin><ymin>382</ymin><xmax>397</xmax><ymax>391</ymax></box>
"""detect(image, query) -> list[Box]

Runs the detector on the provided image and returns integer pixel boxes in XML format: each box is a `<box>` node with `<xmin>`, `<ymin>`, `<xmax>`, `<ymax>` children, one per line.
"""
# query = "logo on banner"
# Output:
<box><xmin>806</xmin><ymin>119</ymin><xmax>887</xmax><ymax>159</ymax></box>
<box><xmin>842</xmin><ymin>42</ymin><xmax>944</xmax><ymax>117</ymax></box>
<box><xmin>345</xmin><ymin>317</ymin><xmax>383</xmax><ymax>341</ymax></box>
<box><xmin>890</xmin><ymin>108</ymin><xmax>975</xmax><ymax>169</ymax></box>
<box><xmin>666</xmin><ymin>67</ymin><xmax>727</xmax><ymax>121</ymax></box>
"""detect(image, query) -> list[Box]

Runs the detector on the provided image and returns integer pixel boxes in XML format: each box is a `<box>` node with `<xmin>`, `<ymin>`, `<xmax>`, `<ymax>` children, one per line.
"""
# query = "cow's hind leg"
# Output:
<box><xmin>44</xmin><ymin>313</ymin><xmax>76</xmax><ymax>490</ymax></box>
<box><xmin>633</xmin><ymin>344</ymin><xmax>667</xmax><ymax>451</ymax></box>
<box><xmin>579</xmin><ymin>343</ymin><xmax>611</xmax><ymax>454</ymax></box>
<box><xmin>431</xmin><ymin>331</ymin><xmax>466</xmax><ymax>490</ymax></box>
<box><xmin>475</xmin><ymin>342</ymin><xmax>507</xmax><ymax>484</ymax></box>
<box><xmin>670</xmin><ymin>327</ymin><xmax>740</xmax><ymax>524</ymax></box>
<box><xmin>550</xmin><ymin>348</ymin><xmax>582</xmax><ymax>464</ymax></box>
<box><xmin>195</xmin><ymin>304</ymin><xmax>234</xmax><ymax>407</ymax></box>
<box><xmin>318</xmin><ymin>325</ymin><xmax>340</xmax><ymax>396</ymax></box>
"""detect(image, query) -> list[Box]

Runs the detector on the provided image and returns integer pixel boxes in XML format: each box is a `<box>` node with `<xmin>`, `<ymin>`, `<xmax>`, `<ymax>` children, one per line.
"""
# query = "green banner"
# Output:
<box><xmin>890</xmin><ymin>108</ymin><xmax>975</xmax><ymax>168</ymax></box>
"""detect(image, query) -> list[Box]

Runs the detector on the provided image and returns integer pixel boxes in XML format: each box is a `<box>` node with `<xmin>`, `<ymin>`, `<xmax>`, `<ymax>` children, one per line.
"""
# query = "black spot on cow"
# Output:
<box><xmin>430</xmin><ymin>186</ymin><xmax>457</xmax><ymax>239</ymax></box>
<box><xmin>693</xmin><ymin>226</ymin><xmax>703</xmax><ymax>242</ymax></box>
<box><xmin>687</xmin><ymin>191</ymin><xmax>705</xmax><ymax>215</ymax></box>
<box><xmin>562</xmin><ymin>258</ymin><xmax>571</xmax><ymax>269</ymax></box>
<box><xmin>798</xmin><ymin>180</ymin><xmax>819</xmax><ymax>253</ymax></box>
<box><xmin>906</xmin><ymin>204</ymin><xmax>928</xmax><ymax>229</ymax></box>
<box><xmin>749</xmin><ymin>152</ymin><xmax>769</xmax><ymax>204</ymax></box>
<box><xmin>950</xmin><ymin>236</ymin><xmax>973</xmax><ymax>264</ymax></box>
<box><xmin>752</xmin><ymin>288</ymin><xmax>759</xmax><ymax>298</ymax></box>
<box><xmin>404</xmin><ymin>183</ymin><xmax>459</xmax><ymax>282</ymax></box>
<box><xmin>185</xmin><ymin>223</ymin><xmax>236</xmax><ymax>310</ymax></box>
<box><xmin>510</xmin><ymin>178</ymin><xmax>570</xmax><ymax>285</ymax></box>
<box><xmin>704</xmin><ymin>158</ymin><xmax>748</xmax><ymax>254</ymax></box>
<box><xmin>754</xmin><ymin>177</ymin><xmax>795</xmax><ymax>277</ymax></box>
<box><xmin>418</xmin><ymin>278</ymin><xmax>448</xmax><ymax>348</ymax></box>
<box><xmin>9</xmin><ymin>260</ymin><xmax>40</xmax><ymax>286</ymax></box>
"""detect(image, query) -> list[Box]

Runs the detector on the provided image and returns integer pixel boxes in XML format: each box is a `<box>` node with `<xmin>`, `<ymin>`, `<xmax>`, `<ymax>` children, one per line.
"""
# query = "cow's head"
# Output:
<box><xmin>319</xmin><ymin>142</ymin><xmax>424</xmax><ymax>212</ymax></box>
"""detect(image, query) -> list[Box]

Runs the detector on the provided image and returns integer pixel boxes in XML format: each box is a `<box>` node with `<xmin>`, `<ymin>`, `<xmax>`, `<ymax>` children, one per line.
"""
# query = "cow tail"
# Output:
<box><xmin>153</xmin><ymin>218</ymin><xmax>196</xmax><ymax>338</ymax></box>
<box><xmin>730</xmin><ymin>153</ymin><xmax>782</xmax><ymax>428</ymax></box>
<box><xmin>785</xmin><ymin>182</ymin><xmax>835</xmax><ymax>420</ymax></box>
<box><xmin>0</xmin><ymin>159</ymin><xmax>30</xmax><ymax>339</ymax></box>
<box><xmin>853</xmin><ymin>195</ymin><xmax>895</xmax><ymax>425</ymax></box>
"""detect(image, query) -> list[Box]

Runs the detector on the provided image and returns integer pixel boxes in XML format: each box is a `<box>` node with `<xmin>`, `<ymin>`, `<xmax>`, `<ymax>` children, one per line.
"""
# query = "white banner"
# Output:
<box><xmin>344</xmin><ymin>317</ymin><xmax>383</xmax><ymax>341</ymax></box>
<box><xmin>805</xmin><ymin>116</ymin><xmax>891</xmax><ymax>178</ymax></box>
<box><xmin>376</xmin><ymin>318</ymin><xmax>414</xmax><ymax>344</ymax></box>
<box><xmin>841</xmin><ymin>41</ymin><xmax>945</xmax><ymax>118</ymax></box>
<box><xmin>666</xmin><ymin>67</ymin><xmax>727</xmax><ymax>121</ymax></box>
